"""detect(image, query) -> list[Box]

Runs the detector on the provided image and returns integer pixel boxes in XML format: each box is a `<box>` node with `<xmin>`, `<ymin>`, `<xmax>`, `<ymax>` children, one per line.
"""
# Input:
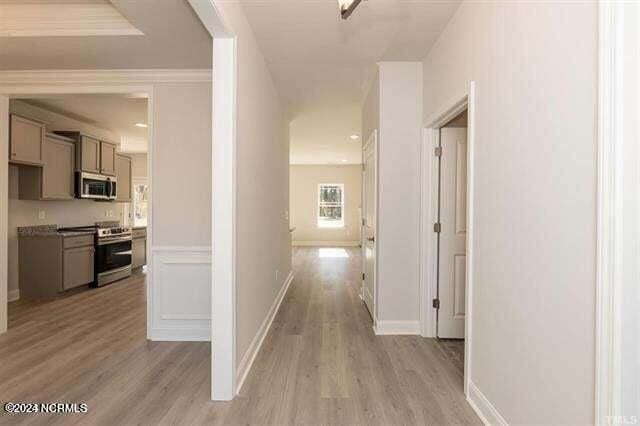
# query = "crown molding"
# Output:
<box><xmin>0</xmin><ymin>69</ymin><xmax>212</xmax><ymax>86</ymax></box>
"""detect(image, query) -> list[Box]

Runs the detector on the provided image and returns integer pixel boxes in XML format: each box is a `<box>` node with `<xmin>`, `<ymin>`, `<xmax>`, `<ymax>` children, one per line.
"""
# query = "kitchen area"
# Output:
<box><xmin>7</xmin><ymin>95</ymin><xmax>149</xmax><ymax>303</ymax></box>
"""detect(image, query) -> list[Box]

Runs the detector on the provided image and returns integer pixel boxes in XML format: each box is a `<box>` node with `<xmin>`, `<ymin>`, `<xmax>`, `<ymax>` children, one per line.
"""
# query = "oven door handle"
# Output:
<box><xmin>114</xmin><ymin>250</ymin><xmax>132</xmax><ymax>256</ymax></box>
<box><xmin>97</xmin><ymin>236</ymin><xmax>132</xmax><ymax>245</ymax></box>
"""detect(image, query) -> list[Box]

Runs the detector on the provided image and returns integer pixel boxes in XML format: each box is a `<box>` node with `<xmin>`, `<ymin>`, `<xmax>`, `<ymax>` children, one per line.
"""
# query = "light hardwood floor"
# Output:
<box><xmin>0</xmin><ymin>248</ymin><xmax>479</xmax><ymax>425</ymax></box>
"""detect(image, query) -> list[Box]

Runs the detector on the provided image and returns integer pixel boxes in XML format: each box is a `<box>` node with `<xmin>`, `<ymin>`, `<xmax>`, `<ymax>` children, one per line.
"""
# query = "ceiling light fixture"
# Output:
<box><xmin>341</xmin><ymin>159</ymin><xmax>348</xmax><ymax>163</ymax></box>
<box><xmin>135</xmin><ymin>123</ymin><xmax>148</xmax><ymax>128</ymax></box>
<box><xmin>350</xmin><ymin>134</ymin><xmax>359</xmax><ymax>140</ymax></box>
<box><xmin>338</xmin><ymin>0</ymin><xmax>364</xmax><ymax>19</ymax></box>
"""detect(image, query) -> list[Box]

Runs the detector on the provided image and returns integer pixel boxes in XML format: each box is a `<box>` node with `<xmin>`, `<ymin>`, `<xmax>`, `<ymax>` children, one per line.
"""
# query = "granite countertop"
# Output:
<box><xmin>17</xmin><ymin>225</ymin><xmax>95</xmax><ymax>238</ymax></box>
<box><xmin>57</xmin><ymin>230</ymin><xmax>96</xmax><ymax>237</ymax></box>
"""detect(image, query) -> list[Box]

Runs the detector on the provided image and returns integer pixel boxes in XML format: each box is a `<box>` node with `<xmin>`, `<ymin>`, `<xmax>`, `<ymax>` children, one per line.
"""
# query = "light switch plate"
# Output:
<box><xmin>38</xmin><ymin>210</ymin><xmax>45</xmax><ymax>220</ymax></box>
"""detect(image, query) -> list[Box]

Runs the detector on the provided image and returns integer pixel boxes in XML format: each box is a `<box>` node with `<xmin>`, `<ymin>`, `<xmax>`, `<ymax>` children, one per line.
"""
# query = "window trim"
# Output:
<box><xmin>317</xmin><ymin>183</ymin><xmax>345</xmax><ymax>228</ymax></box>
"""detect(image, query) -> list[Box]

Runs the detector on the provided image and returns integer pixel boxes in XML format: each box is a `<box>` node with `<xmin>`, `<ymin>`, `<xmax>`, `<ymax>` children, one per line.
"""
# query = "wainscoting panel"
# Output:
<box><xmin>149</xmin><ymin>246</ymin><xmax>212</xmax><ymax>341</ymax></box>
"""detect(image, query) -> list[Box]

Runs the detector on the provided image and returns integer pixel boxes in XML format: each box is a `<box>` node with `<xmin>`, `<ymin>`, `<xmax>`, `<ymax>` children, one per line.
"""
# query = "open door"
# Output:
<box><xmin>362</xmin><ymin>131</ymin><xmax>376</xmax><ymax>320</ymax></box>
<box><xmin>437</xmin><ymin>127</ymin><xmax>467</xmax><ymax>338</ymax></box>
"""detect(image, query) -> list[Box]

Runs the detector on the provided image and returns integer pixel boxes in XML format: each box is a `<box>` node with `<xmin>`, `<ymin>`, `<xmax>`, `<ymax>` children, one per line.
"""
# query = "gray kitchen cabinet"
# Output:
<box><xmin>115</xmin><ymin>154</ymin><xmax>132</xmax><ymax>202</ymax></box>
<box><xmin>80</xmin><ymin>135</ymin><xmax>101</xmax><ymax>173</ymax></box>
<box><xmin>9</xmin><ymin>114</ymin><xmax>45</xmax><ymax>166</ymax></box>
<box><xmin>100</xmin><ymin>141</ymin><xmax>117</xmax><ymax>176</ymax></box>
<box><xmin>19</xmin><ymin>233</ymin><xmax>95</xmax><ymax>299</ymax></box>
<box><xmin>18</xmin><ymin>133</ymin><xmax>75</xmax><ymax>201</ymax></box>
<box><xmin>132</xmin><ymin>227</ymin><xmax>147</xmax><ymax>269</ymax></box>
<box><xmin>54</xmin><ymin>131</ymin><xmax>116</xmax><ymax>175</ymax></box>
<box><xmin>63</xmin><ymin>245</ymin><xmax>95</xmax><ymax>290</ymax></box>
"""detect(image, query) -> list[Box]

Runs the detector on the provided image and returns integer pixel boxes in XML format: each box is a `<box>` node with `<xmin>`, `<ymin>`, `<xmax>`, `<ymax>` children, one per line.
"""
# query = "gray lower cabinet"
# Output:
<box><xmin>132</xmin><ymin>227</ymin><xmax>147</xmax><ymax>269</ymax></box>
<box><xmin>63</xmin><ymin>246</ymin><xmax>95</xmax><ymax>290</ymax></box>
<box><xmin>19</xmin><ymin>234</ymin><xmax>95</xmax><ymax>299</ymax></box>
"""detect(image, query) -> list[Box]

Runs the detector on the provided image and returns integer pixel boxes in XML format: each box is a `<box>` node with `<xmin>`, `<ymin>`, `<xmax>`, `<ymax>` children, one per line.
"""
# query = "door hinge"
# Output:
<box><xmin>362</xmin><ymin>273</ymin><xmax>365</xmax><ymax>281</ymax></box>
<box><xmin>432</xmin><ymin>298</ymin><xmax>440</xmax><ymax>309</ymax></box>
<box><xmin>433</xmin><ymin>222</ymin><xmax>442</xmax><ymax>233</ymax></box>
<box><xmin>434</xmin><ymin>146</ymin><xmax>442</xmax><ymax>157</ymax></box>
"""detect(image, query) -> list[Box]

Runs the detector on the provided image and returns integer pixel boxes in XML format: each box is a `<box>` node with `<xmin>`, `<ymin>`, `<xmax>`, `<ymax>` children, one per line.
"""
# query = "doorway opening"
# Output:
<box><xmin>361</xmin><ymin>130</ymin><xmax>377</xmax><ymax>322</ymax></box>
<box><xmin>1</xmin><ymin>90</ymin><xmax>151</xmax><ymax>336</ymax></box>
<box><xmin>421</xmin><ymin>83</ymin><xmax>476</xmax><ymax>396</ymax></box>
<box><xmin>433</xmin><ymin>109</ymin><xmax>468</xmax><ymax>373</ymax></box>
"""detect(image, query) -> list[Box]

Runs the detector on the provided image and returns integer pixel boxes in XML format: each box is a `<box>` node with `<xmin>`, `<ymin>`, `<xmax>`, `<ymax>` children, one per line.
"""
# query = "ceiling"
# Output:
<box><xmin>0</xmin><ymin>0</ymin><xmax>212</xmax><ymax>69</ymax></box>
<box><xmin>240</xmin><ymin>0</ymin><xmax>462</xmax><ymax>164</ymax></box>
<box><xmin>290</xmin><ymin>102</ymin><xmax>361</xmax><ymax>164</ymax></box>
<box><xmin>21</xmin><ymin>94</ymin><xmax>149</xmax><ymax>152</ymax></box>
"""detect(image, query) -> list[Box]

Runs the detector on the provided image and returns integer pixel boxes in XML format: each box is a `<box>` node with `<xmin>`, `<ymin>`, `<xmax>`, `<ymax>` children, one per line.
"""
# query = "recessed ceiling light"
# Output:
<box><xmin>341</xmin><ymin>159</ymin><xmax>348</xmax><ymax>163</ymax></box>
<box><xmin>350</xmin><ymin>134</ymin><xmax>359</xmax><ymax>140</ymax></box>
<box><xmin>135</xmin><ymin>123</ymin><xmax>147</xmax><ymax>128</ymax></box>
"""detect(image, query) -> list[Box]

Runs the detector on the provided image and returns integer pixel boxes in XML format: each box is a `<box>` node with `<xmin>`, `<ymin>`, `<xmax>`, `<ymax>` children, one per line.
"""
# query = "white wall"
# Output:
<box><xmin>149</xmin><ymin>82</ymin><xmax>212</xmax><ymax>340</ymax></box>
<box><xmin>422</xmin><ymin>1</ymin><xmax>597</xmax><ymax>423</ymax></box>
<box><xmin>7</xmin><ymin>100</ymin><xmax>127</xmax><ymax>299</ymax></box>
<box><xmin>290</xmin><ymin>164</ymin><xmax>361</xmax><ymax>245</ymax></box>
<box><xmin>214</xmin><ymin>1</ymin><xmax>292</xmax><ymax>376</ymax></box>
<box><xmin>152</xmin><ymin>83</ymin><xmax>211</xmax><ymax>247</ymax></box>
<box><xmin>621</xmin><ymin>1</ymin><xmax>640</xmax><ymax>416</ymax></box>
<box><xmin>362</xmin><ymin>62</ymin><xmax>423</xmax><ymax>326</ymax></box>
<box><xmin>129</xmin><ymin>153</ymin><xmax>147</xmax><ymax>178</ymax></box>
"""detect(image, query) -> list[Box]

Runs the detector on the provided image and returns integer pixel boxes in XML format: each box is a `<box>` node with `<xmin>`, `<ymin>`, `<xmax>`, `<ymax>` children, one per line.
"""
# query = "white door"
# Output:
<box><xmin>437</xmin><ymin>127</ymin><xmax>467</xmax><ymax>338</ymax></box>
<box><xmin>362</xmin><ymin>132</ymin><xmax>377</xmax><ymax>319</ymax></box>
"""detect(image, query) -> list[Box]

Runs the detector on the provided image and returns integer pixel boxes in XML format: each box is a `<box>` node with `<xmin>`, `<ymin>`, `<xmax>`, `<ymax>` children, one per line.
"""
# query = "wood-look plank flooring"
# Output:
<box><xmin>0</xmin><ymin>248</ymin><xmax>479</xmax><ymax>425</ymax></box>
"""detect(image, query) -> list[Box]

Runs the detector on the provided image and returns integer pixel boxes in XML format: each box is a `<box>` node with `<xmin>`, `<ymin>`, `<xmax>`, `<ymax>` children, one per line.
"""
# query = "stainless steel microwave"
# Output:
<box><xmin>76</xmin><ymin>172</ymin><xmax>117</xmax><ymax>200</ymax></box>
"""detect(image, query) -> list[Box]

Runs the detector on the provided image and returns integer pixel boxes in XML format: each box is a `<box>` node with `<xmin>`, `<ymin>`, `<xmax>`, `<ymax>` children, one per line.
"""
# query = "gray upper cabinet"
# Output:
<box><xmin>10</xmin><ymin>114</ymin><xmax>45</xmax><ymax>166</ymax></box>
<box><xmin>100</xmin><ymin>142</ymin><xmax>117</xmax><ymax>176</ymax></box>
<box><xmin>42</xmin><ymin>134</ymin><xmax>75</xmax><ymax>200</ymax></box>
<box><xmin>54</xmin><ymin>132</ymin><xmax>117</xmax><ymax>175</ymax></box>
<box><xmin>18</xmin><ymin>133</ymin><xmax>75</xmax><ymax>201</ymax></box>
<box><xmin>115</xmin><ymin>154</ymin><xmax>132</xmax><ymax>202</ymax></box>
<box><xmin>80</xmin><ymin>135</ymin><xmax>100</xmax><ymax>173</ymax></box>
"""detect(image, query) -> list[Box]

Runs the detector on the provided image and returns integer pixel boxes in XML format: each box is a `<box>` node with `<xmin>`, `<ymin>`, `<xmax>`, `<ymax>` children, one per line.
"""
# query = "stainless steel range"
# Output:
<box><xmin>59</xmin><ymin>224</ymin><xmax>133</xmax><ymax>287</ymax></box>
<box><xmin>95</xmin><ymin>226</ymin><xmax>132</xmax><ymax>286</ymax></box>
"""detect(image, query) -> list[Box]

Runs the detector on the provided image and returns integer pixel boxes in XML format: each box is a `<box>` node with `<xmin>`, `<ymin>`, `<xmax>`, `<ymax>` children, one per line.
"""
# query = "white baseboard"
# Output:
<box><xmin>8</xmin><ymin>289</ymin><xmax>20</xmax><ymax>302</ymax></box>
<box><xmin>148</xmin><ymin>327</ymin><xmax>211</xmax><ymax>341</ymax></box>
<box><xmin>293</xmin><ymin>241</ymin><xmax>360</xmax><ymax>247</ymax></box>
<box><xmin>373</xmin><ymin>320</ymin><xmax>421</xmax><ymax>335</ymax></box>
<box><xmin>467</xmin><ymin>381</ymin><xmax>508</xmax><ymax>426</ymax></box>
<box><xmin>236</xmin><ymin>270</ymin><xmax>294</xmax><ymax>394</ymax></box>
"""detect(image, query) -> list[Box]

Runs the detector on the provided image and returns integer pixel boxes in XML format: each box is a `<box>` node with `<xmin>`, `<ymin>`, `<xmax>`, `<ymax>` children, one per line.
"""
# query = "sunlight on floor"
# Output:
<box><xmin>318</xmin><ymin>248</ymin><xmax>349</xmax><ymax>258</ymax></box>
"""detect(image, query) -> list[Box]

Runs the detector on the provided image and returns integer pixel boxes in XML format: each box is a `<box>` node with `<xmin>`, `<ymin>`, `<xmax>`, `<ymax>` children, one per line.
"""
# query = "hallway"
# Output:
<box><xmin>209</xmin><ymin>247</ymin><xmax>480</xmax><ymax>424</ymax></box>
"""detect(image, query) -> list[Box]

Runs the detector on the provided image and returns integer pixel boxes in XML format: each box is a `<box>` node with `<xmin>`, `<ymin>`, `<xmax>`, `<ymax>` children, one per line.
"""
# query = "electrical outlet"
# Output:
<box><xmin>284</xmin><ymin>210</ymin><xmax>289</xmax><ymax>220</ymax></box>
<box><xmin>38</xmin><ymin>210</ymin><xmax>45</xmax><ymax>220</ymax></box>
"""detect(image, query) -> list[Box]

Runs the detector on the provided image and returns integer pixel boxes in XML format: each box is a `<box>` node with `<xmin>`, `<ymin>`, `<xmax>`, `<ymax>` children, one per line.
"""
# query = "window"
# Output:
<box><xmin>133</xmin><ymin>181</ymin><xmax>149</xmax><ymax>227</ymax></box>
<box><xmin>318</xmin><ymin>184</ymin><xmax>344</xmax><ymax>228</ymax></box>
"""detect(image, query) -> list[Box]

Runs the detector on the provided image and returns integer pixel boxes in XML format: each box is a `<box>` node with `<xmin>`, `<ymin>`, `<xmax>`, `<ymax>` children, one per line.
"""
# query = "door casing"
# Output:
<box><xmin>361</xmin><ymin>130</ymin><xmax>378</xmax><ymax>326</ymax></box>
<box><xmin>419</xmin><ymin>82</ymin><xmax>476</xmax><ymax>397</ymax></box>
